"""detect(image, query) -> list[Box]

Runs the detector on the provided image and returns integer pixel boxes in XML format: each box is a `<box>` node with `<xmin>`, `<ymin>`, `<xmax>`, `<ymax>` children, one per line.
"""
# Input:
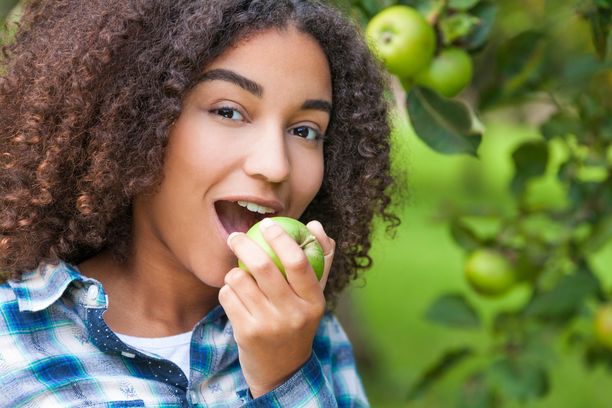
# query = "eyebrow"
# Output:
<box><xmin>302</xmin><ymin>99</ymin><xmax>332</xmax><ymax>114</ymax></box>
<box><xmin>197</xmin><ymin>68</ymin><xmax>332</xmax><ymax>114</ymax></box>
<box><xmin>198</xmin><ymin>69</ymin><xmax>263</xmax><ymax>97</ymax></box>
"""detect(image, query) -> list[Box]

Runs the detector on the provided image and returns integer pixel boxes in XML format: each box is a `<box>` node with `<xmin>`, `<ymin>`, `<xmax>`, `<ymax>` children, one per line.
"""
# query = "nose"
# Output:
<box><xmin>242</xmin><ymin>124</ymin><xmax>291</xmax><ymax>184</ymax></box>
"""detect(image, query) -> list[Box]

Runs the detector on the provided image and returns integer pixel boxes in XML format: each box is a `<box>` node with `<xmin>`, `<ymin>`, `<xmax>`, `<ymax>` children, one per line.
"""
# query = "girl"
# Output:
<box><xmin>0</xmin><ymin>0</ymin><xmax>399</xmax><ymax>406</ymax></box>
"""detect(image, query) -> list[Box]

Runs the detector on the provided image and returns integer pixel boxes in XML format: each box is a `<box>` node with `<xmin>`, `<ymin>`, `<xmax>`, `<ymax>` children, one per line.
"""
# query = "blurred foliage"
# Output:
<box><xmin>0</xmin><ymin>0</ymin><xmax>18</xmax><ymax>22</ymax></box>
<box><xmin>334</xmin><ymin>0</ymin><xmax>611</xmax><ymax>406</ymax></box>
<box><xmin>0</xmin><ymin>0</ymin><xmax>21</xmax><ymax>48</ymax></box>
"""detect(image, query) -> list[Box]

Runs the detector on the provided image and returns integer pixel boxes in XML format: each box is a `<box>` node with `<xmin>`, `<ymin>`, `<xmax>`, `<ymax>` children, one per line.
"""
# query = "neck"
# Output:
<box><xmin>78</xmin><ymin>246</ymin><xmax>220</xmax><ymax>337</ymax></box>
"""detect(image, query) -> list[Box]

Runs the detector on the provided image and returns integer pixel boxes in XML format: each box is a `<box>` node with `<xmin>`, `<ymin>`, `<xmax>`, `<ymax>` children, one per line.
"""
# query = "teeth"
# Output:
<box><xmin>237</xmin><ymin>201</ymin><xmax>275</xmax><ymax>214</ymax></box>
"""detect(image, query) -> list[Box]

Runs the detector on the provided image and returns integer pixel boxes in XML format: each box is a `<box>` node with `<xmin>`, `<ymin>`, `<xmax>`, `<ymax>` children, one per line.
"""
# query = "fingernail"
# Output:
<box><xmin>259</xmin><ymin>217</ymin><xmax>275</xmax><ymax>231</ymax></box>
<box><xmin>227</xmin><ymin>232</ymin><xmax>241</xmax><ymax>246</ymax></box>
<box><xmin>309</xmin><ymin>220</ymin><xmax>322</xmax><ymax>230</ymax></box>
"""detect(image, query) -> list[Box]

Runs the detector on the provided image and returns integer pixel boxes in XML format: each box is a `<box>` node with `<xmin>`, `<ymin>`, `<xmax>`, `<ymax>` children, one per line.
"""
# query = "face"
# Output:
<box><xmin>132</xmin><ymin>26</ymin><xmax>332</xmax><ymax>288</ymax></box>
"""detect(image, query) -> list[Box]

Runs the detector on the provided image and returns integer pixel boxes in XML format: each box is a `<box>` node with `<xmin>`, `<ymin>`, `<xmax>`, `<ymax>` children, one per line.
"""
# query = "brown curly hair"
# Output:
<box><xmin>0</xmin><ymin>0</ymin><xmax>400</xmax><ymax>303</ymax></box>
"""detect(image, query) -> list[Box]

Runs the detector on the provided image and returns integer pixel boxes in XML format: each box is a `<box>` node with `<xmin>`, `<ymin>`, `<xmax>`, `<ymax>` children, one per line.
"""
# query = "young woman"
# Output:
<box><xmin>0</xmin><ymin>0</ymin><xmax>399</xmax><ymax>406</ymax></box>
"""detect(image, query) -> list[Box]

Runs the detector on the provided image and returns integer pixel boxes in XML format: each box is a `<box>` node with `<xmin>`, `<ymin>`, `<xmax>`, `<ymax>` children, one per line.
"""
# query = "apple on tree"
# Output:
<box><xmin>239</xmin><ymin>217</ymin><xmax>325</xmax><ymax>281</ymax></box>
<box><xmin>594</xmin><ymin>304</ymin><xmax>612</xmax><ymax>350</ymax></box>
<box><xmin>464</xmin><ymin>249</ymin><xmax>516</xmax><ymax>297</ymax></box>
<box><xmin>414</xmin><ymin>47</ymin><xmax>474</xmax><ymax>98</ymax></box>
<box><xmin>365</xmin><ymin>5</ymin><xmax>436</xmax><ymax>79</ymax></box>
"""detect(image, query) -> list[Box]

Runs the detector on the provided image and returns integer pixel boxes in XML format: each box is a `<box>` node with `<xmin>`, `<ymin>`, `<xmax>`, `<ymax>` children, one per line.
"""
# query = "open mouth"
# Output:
<box><xmin>214</xmin><ymin>200</ymin><xmax>275</xmax><ymax>235</ymax></box>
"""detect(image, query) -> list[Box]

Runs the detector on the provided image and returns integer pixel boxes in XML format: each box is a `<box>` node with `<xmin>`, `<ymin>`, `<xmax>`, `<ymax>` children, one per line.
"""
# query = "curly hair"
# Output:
<box><xmin>0</xmin><ymin>0</ymin><xmax>400</xmax><ymax>303</ymax></box>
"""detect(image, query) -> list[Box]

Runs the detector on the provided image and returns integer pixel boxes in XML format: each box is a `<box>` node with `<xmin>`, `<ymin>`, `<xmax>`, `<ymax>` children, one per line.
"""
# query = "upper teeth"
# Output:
<box><xmin>237</xmin><ymin>201</ymin><xmax>275</xmax><ymax>214</ymax></box>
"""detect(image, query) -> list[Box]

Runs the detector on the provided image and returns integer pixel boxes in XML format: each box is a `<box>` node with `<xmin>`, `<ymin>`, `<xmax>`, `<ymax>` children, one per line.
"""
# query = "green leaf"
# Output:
<box><xmin>407</xmin><ymin>87</ymin><xmax>482</xmax><ymax>156</ymax></box>
<box><xmin>492</xmin><ymin>311</ymin><xmax>522</xmax><ymax>334</ymax></box>
<box><xmin>540</xmin><ymin>113</ymin><xmax>583</xmax><ymax>140</ymax></box>
<box><xmin>489</xmin><ymin>358</ymin><xmax>550</xmax><ymax>401</ymax></box>
<box><xmin>440</xmin><ymin>12</ymin><xmax>481</xmax><ymax>44</ymax></box>
<box><xmin>458</xmin><ymin>371</ymin><xmax>499</xmax><ymax>408</ymax></box>
<box><xmin>524</xmin><ymin>270</ymin><xmax>601</xmax><ymax>320</ymax></box>
<box><xmin>560</xmin><ymin>55</ymin><xmax>611</xmax><ymax>91</ymax></box>
<box><xmin>584</xmin><ymin>344</ymin><xmax>612</xmax><ymax>371</ymax></box>
<box><xmin>582</xmin><ymin>215</ymin><xmax>612</xmax><ymax>254</ymax></box>
<box><xmin>588</xmin><ymin>7</ymin><xmax>611</xmax><ymax>60</ymax></box>
<box><xmin>397</xmin><ymin>0</ymin><xmax>444</xmax><ymax>17</ymax></box>
<box><xmin>425</xmin><ymin>293</ymin><xmax>481</xmax><ymax>328</ymax></box>
<box><xmin>499</xmin><ymin>31</ymin><xmax>546</xmax><ymax>77</ymax></box>
<box><xmin>462</xmin><ymin>1</ymin><xmax>497</xmax><ymax>50</ymax></box>
<box><xmin>407</xmin><ymin>347</ymin><xmax>474</xmax><ymax>400</ymax></box>
<box><xmin>510</xmin><ymin>141</ymin><xmax>549</xmax><ymax>196</ymax></box>
<box><xmin>450</xmin><ymin>219</ymin><xmax>482</xmax><ymax>251</ymax></box>
<box><xmin>500</xmin><ymin>30</ymin><xmax>547</xmax><ymax>94</ymax></box>
<box><xmin>448</xmin><ymin>0</ymin><xmax>480</xmax><ymax>10</ymax></box>
<box><xmin>357</xmin><ymin>0</ymin><xmax>383</xmax><ymax>16</ymax></box>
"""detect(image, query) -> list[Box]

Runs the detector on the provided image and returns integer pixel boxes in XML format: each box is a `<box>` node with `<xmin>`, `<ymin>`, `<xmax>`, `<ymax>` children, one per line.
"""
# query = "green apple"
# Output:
<box><xmin>239</xmin><ymin>217</ymin><xmax>324</xmax><ymax>281</ymax></box>
<box><xmin>414</xmin><ymin>47</ymin><xmax>474</xmax><ymax>98</ymax></box>
<box><xmin>464</xmin><ymin>249</ymin><xmax>516</xmax><ymax>297</ymax></box>
<box><xmin>594</xmin><ymin>304</ymin><xmax>612</xmax><ymax>350</ymax></box>
<box><xmin>365</xmin><ymin>5</ymin><xmax>436</xmax><ymax>78</ymax></box>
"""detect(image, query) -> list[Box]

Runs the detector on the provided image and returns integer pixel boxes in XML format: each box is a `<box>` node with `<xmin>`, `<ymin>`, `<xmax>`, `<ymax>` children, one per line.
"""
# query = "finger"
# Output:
<box><xmin>227</xmin><ymin>231</ymin><xmax>290</xmax><ymax>301</ymax></box>
<box><xmin>259</xmin><ymin>218</ymin><xmax>321</xmax><ymax>302</ymax></box>
<box><xmin>306</xmin><ymin>220</ymin><xmax>335</xmax><ymax>290</ymax></box>
<box><xmin>305</xmin><ymin>220</ymin><xmax>335</xmax><ymax>256</ymax></box>
<box><xmin>218</xmin><ymin>283</ymin><xmax>255</xmax><ymax>327</ymax></box>
<box><xmin>224</xmin><ymin>267</ymin><xmax>269</xmax><ymax>317</ymax></box>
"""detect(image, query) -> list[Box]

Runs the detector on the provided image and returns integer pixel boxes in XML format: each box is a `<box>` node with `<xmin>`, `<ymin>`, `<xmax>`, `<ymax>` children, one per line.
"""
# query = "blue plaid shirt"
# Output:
<box><xmin>0</xmin><ymin>261</ymin><xmax>369</xmax><ymax>407</ymax></box>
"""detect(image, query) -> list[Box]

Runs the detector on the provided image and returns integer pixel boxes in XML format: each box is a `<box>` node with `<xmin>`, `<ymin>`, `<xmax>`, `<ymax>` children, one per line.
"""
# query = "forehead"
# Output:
<box><xmin>203</xmin><ymin>27</ymin><xmax>332</xmax><ymax>100</ymax></box>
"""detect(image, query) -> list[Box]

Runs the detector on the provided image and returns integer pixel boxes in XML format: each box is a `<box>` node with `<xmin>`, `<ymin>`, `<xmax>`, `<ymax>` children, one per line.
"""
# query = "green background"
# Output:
<box><xmin>345</xmin><ymin>110</ymin><xmax>612</xmax><ymax>407</ymax></box>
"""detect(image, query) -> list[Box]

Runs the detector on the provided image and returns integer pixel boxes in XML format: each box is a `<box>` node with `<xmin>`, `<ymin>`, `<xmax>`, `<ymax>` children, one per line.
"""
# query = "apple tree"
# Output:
<box><xmin>335</xmin><ymin>0</ymin><xmax>611</xmax><ymax>405</ymax></box>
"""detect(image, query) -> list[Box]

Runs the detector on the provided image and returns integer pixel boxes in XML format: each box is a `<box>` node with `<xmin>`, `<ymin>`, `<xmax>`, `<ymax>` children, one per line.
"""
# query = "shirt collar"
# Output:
<box><xmin>8</xmin><ymin>260</ymin><xmax>94</xmax><ymax>312</ymax></box>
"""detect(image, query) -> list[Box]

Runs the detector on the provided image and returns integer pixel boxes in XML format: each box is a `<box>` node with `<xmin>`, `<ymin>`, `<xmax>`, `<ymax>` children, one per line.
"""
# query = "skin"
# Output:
<box><xmin>79</xmin><ymin>26</ymin><xmax>336</xmax><ymax>397</ymax></box>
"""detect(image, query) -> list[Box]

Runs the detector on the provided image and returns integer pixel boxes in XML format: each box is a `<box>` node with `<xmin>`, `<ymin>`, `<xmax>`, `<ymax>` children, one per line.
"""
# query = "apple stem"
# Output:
<box><xmin>427</xmin><ymin>0</ymin><xmax>446</xmax><ymax>25</ymax></box>
<box><xmin>300</xmin><ymin>235</ymin><xmax>317</xmax><ymax>249</ymax></box>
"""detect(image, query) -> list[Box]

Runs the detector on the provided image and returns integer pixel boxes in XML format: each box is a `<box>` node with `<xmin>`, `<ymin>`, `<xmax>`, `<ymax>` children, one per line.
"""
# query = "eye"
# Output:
<box><xmin>290</xmin><ymin>125</ymin><xmax>322</xmax><ymax>141</ymax></box>
<box><xmin>212</xmin><ymin>107</ymin><xmax>245</xmax><ymax>121</ymax></box>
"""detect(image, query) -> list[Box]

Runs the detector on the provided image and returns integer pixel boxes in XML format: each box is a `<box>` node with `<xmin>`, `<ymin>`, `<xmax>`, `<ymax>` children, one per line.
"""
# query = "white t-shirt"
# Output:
<box><xmin>116</xmin><ymin>331</ymin><xmax>192</xmax><ymax>377</ymax></box>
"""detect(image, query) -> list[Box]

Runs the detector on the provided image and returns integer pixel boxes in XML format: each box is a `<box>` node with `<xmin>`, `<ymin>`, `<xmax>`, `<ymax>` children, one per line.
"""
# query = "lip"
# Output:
<box><xmin>212</xmin><ymin>195</ymin><xmax>285</xmax><ymax>242</ymax></box>
<box><xmin>216</xmin><ymin>195</ymin><xmax>285</xmax><ymax>213</ymax></box>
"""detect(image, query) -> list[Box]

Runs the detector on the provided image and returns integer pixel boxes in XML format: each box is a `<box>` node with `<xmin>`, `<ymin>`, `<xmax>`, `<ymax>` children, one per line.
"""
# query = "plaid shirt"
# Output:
<box><xmin>0</xmin><ymin>261</ymin><xmax>369</xmax><ymax>407</ymax></box>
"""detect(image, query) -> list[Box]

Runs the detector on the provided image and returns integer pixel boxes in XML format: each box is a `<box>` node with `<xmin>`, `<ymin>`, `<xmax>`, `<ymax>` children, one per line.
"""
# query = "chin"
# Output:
<box><xmin>190</xmin><ymin>256</ymin><xmax>236</xmax><ymax>289</ymax></box>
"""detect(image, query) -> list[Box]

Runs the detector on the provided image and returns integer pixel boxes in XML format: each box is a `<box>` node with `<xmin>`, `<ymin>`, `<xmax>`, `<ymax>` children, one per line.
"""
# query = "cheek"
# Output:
<box><xmin>291</xmin><ymin>148</ymin><xmax>325</xmax><ymax>209</ymax></box>
<box><xmin>165</xmin><ymin>120</ymin><xmax>231</xmax><ymax>180</ymax></box>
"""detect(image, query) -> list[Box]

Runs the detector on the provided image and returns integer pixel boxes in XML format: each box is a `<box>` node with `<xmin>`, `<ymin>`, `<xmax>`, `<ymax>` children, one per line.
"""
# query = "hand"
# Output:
<box><xmin>219</xmin><ymin>219</ymin><xmax>335</xmax><ymax>398</ymax></box>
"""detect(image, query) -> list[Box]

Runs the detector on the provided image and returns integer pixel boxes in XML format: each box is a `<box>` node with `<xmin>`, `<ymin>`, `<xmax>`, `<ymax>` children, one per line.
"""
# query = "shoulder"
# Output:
<box><xmin>0</xmin><ymin>282</ymin><xmax>17</xmax><ymax>304</ymax></box>
<box><xmin>0</xmin><ymin>260</ymin><xmax>84</xmax><ymax>335</ymax></box>
<box><xmin>0</xmin><ymin>281</ymin><xmax>18</xmax><ymax>330</ymax></box>
<box><xmin>0</xmin><ymin>282</ymin><xmax>18</xmax><ymax>313</ymax></box>
<box><xmin>0</xmin><ymin>283</ymin><xmax>19</xmax><ymax>355</ymax></box>
<box><xmin>0</xmin><ymin>281</ymin><xmax>23</xmax><ymax>338</ymax></box>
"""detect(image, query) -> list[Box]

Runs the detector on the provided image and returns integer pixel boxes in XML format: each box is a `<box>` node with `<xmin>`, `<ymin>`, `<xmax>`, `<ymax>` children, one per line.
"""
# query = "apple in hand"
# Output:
<box><xmin>414</xmin><ymin>47</ymin><xmax>474</xmax><ymax>98</ymax></box>
<box><xmin>239</xmin><ymin>217</ymin><xmax>325</xmax><ymax>281</ymax></box>
<box><xmin>365</xmin><ymin>5</ymin><xmax>436</xmax><ymax>78</ymax></box>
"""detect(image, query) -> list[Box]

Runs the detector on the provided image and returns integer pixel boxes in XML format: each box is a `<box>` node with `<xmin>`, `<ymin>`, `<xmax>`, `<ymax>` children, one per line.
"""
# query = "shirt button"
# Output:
<box><xmin>86</xmin><ymin>285</ymin><xmax>99</xmax><ymax>305</ymax></box>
